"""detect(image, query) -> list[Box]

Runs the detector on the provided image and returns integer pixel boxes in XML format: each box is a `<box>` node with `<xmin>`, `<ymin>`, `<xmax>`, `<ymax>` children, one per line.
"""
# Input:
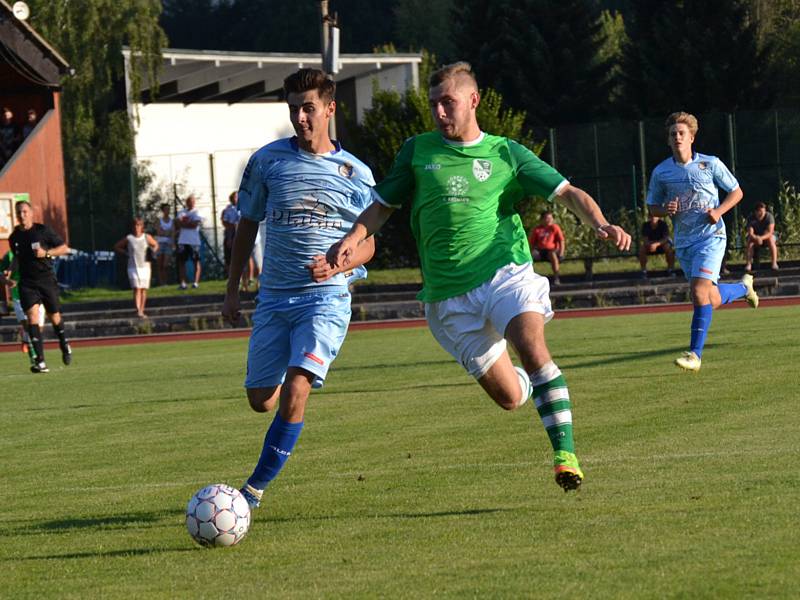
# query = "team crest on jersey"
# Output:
<box><xmin>472</xmin><ymin>159</ymin><xmax>492</xmax><ymax>182</ymax></box>
<box><xmin>698</xmin><ymin>162</ymin><xmax>708</xmax><ymax>170</ymax></box>
<box><xmin>447</xmin><ymin>175</ymin><xmax>469</xmax><ymax>196</ymax></box>
<box><xmin>338</xmin><ymin>162</ymin><xmax>355</xmax><ymax>178</ymax></box>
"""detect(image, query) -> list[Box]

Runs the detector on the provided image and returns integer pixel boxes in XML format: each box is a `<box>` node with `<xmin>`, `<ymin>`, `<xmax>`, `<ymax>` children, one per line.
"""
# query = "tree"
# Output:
<box><xmin>393</xmin><ymin>0</ymin><xmax>456</xmax><ymax>61</ymax></box>
<box><xmin>452</xmin><ymin>0</ymin><xmax>615</xmax><ymax>126</ymax></box>
<box><xmin>346</xmin><ymin>53</ymin><xmax>544</xmax><ymax>268</ymax></box>
<box><xmin>753</xmin><ymin>0</ymin><xmax>800</xmax><ymax>107</ymax></box>
<box><xmin>620</xmin><ymin>0</ymin><xmax>771</xmax><ymax>117</ymax></box>
<box><xmin>28</xmin><ymin>0</ymin><xmax>166</xmax><ymax>251</ymax></box>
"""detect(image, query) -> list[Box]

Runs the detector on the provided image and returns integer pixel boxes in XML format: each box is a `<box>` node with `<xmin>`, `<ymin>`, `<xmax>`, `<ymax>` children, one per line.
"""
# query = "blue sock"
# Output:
<box><xmin>247</xmin><ymin>413</ymin><xmax>304</xmax><ymax>490</ymax></box>
<box><xmin>690</xmin><ymin>304</ymin><xmax>713</xmax><ymax>358</ymax></box>
<box><xmin>718</xmin><ymin>282</ymin><xmax>747</xmax><ymax>304</ymax></box>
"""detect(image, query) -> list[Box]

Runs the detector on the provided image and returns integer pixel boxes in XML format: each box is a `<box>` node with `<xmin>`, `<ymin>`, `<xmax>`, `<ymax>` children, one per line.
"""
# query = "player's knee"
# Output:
<box><xmin>246</xmin><ymin>387</ymin><xmax>279</xmax><ymax>413</ymax></box>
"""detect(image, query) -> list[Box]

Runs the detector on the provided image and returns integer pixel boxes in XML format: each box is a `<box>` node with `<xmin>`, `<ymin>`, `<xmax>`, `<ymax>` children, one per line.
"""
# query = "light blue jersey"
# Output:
<box><xmin>646</xmin><ymin>152</ymin><xmax>739</xmax><ymax>248</ymax></box>
<box><xmin>237</xmin><ymin>137</ymin><xmax>375</xmax><ymax>290</ymax></box>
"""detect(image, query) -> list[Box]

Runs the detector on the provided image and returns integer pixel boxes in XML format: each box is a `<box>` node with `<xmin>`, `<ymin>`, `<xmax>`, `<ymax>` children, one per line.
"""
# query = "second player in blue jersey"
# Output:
<box><xmin>646</xmin><ymin>112</ymin><xmax>759</xmax><ymax>372</ymax></box>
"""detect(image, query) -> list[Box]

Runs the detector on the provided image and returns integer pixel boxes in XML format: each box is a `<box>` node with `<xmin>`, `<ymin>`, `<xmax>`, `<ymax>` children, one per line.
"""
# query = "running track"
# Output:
<box><xmin>1</xmin><ymin>296</ymin><xmax>798</xmax><ymax>352</ymax></box>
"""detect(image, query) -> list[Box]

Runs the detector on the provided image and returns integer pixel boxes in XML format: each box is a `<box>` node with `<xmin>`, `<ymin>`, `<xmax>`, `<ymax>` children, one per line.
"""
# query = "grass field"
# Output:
<box><xmin>2</xmin><ymin>306</ymin><xmax>799</xmax><ymax>598</ymax></box>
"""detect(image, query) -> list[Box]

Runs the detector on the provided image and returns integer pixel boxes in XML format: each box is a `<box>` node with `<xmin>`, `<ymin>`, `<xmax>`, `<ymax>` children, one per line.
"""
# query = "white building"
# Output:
<box><xmin>123</xmin><ymin>48</ymin><xmax>421</xmax><ymax>253</ymax></box>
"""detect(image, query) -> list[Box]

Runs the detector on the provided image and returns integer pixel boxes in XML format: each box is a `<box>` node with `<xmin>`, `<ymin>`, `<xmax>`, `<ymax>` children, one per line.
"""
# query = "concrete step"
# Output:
<box><xmin>0</xmin><ymin>275</ymin><xmax>792</xmax><ymax>343</ymax></box>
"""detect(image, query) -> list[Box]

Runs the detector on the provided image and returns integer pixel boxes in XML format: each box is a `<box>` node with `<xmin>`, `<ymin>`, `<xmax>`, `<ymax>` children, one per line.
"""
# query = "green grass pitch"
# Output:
<box><xmin>2</xmin><ymin>306</ymin><xmax>798</xmax><ymax>598</ymax></box>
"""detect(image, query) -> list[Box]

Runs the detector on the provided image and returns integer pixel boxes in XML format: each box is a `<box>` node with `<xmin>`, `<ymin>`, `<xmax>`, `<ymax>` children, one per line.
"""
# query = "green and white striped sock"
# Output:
<box><xmin>531</xmin><ymin>361</ymin><xmax>574</xmax><ymax>453</ymax></box>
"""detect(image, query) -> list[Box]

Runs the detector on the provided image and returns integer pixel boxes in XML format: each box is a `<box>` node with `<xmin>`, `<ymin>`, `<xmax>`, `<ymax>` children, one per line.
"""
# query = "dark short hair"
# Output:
<box><xmin>755</xmin><ymin>201</ymin><xmax>766</xmax><ymax>210</ymax></box>
<box><xmin>160</xmin><ymin>203</ymin><xmax>170</xmax><ymax>210</ymax></box>
<box><xmin>541</xmin><ymin>210</ymin><xmax>553</xmax><ymax>218</ymax></box>
<box><xmin>283</xmin><ymin>68</ymin><xmax>336</xmax><ymax>103</ymax></box>
<box><xmin>15</xmin><ymin>200</ymin><xmax>31</xmax><ymax>211</ymax></box>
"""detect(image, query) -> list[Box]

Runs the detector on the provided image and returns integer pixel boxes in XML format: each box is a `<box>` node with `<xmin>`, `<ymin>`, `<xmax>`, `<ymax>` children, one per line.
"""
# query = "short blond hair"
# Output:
<box><xmin>665</xmin><ymin>112</ymin><xmax>699</xmax><ymax>136</ymax></box>
<box><xmin>429</xmin><ymin>61</ymin><xmax>478</xmax><ymax>91</ymax></box>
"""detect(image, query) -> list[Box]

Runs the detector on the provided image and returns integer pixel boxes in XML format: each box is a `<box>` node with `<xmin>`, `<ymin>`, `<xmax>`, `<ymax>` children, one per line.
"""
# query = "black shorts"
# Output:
<box><xmin>534</xmin><ymin>248</ymin><xmax>560</xmax><ymax>261</ymax></box>
<box><xmin>177</xmin><ymin>244</ymin><xmax>201</xmax><ymax>262</ymax></box>
<box><xmin>19</xmin><ymin>279</ymin><xmax>61</xmax><ymax>314</ymax></box>
<box><xmin>644</xmin><ymin>240</ymin><xmax>673</xmax><ymax>255</ymax></box>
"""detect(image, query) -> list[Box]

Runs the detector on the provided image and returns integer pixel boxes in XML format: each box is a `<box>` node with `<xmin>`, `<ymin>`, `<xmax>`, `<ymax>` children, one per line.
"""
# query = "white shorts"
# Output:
<box><xmin>13</xmin><ymin>299</ymin><xmax>45</xmax><ymax>325</ymax></box>
<box><xmin>425</xmin><ymin>262</ymin><xmax>553</xmax><ymax>379</ymax></box>
<box><xmin>127</xmin><ymin>264</ymin><xmax>152</xmax><ymax>289</ymax></box>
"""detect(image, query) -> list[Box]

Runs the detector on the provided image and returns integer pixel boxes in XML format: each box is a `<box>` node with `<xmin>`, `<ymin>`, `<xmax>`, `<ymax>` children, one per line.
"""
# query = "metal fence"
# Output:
<box><xmin>65</xmin><ymin>108</ymin><xmax>800</xmax><ymax>271</ymax></box>
<box><xmin>534</xmin><ymin>108</ymin><xmax>800</xmax><ymax>248</ymax></box>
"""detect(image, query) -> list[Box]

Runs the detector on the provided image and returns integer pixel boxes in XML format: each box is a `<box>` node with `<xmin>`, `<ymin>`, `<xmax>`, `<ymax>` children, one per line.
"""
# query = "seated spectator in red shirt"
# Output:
<box><xmin>528</xmin><ymin>210</ymin><xmax>565</xmax><ymax>284</ymax></box>
<box><xmin>639</xmin><ymin>215</ymin><xmax>675</xmax><ymax>279</ymax></box>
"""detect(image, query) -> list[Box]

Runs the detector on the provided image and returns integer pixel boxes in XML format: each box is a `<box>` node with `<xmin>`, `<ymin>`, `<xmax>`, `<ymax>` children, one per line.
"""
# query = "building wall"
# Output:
<box><xmin>0</xmin><ymin>92</ymin><xmax>68</xmax><ymax>255</ymax></box>
<box><xmin>133</xmin><ymin>101</ymin><xmax>292</xmax><ymax>243</ymax></box>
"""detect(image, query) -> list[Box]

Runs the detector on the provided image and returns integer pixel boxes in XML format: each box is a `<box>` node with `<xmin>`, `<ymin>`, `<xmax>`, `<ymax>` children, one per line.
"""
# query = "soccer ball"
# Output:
<box><xmin>186</xmin><ymin>483</ymin><xmax>251</xmax><ymax>547</ymax></box>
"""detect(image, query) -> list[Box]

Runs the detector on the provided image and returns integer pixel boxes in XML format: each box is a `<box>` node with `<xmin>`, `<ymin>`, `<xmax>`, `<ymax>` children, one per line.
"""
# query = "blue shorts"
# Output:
<box><xmin>245</xmin><ymin>289</ymin><xmax>352</xmax><ymax>389</ymax></box>
<box><xmin>675</xmin><ymin>236</ymin><xmax>726</xmax><ymax>284</ymax></box>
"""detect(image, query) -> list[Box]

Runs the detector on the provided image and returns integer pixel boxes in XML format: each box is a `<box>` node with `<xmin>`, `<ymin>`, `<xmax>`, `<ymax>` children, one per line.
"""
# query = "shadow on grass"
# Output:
<box><xmin>14</xmin><ymin>509</ymin><xmax>185</xmax><ymax>534</ymax></box>
<box><xmin>320</xmin><ymin>380</ymin><xmax>473</xmax><ymax>397</ymax></box>
<box><xmin>558</xmin><ymin>345</ymin><xmax>716</xmax><ymax>370</ymax></box>
<box><xmin>266</xmin><ymin>507</ymin><xmax>513</xmax><ymax>524</ymax></box>
<box><xmin>9</xmin><ymin>546</ymin><xmax>198</xmax><ymax>562</ymax></box>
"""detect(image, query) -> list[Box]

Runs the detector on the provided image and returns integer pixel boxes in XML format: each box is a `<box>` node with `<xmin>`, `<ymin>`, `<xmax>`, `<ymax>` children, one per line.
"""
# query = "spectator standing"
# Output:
<box><xmin>175</xmin><ymin>195</ymin><xmax>204</xmax><ymax>289</ymax></box>
<box><xmin>528</xmin><ymin>210</ymin><xmax>565</xmax><ymax>285</ymax></box>
<box><xmin>7</xmin><ymin>200</ymin><xmax>73</xmax><ymax>373</ymax></box>
<box><xmin>638</xmin><ymin>215</ymin><xmax>676</xmax><ymax>278</ymax></box>
<box><xmin>154</xmin><ymin>203</ymin><xmax>175</xmax><ymax>286</ymax></box>
<box><xmin>114</xmin><ymin>218</ymin><xmax>158</xmax><ymax>318</ymax></box>
<box><xmin>22</xmin><ymin>108</ymin><xmax>38</xmax><ymax>139</ymax></box>
<box><xmin>1</xmin><ymin>106</ymin><xmax>21</xmax><ymax>167</ymax></box>
<box><xmin>221</xmin><ymin>191</ymin><xmax>240</xmax><ymax>277</ymax></box>
<box><xmin>745</xmin><ymin>202</ymin><xmax>779</xmax><ymax>272</ymax></box>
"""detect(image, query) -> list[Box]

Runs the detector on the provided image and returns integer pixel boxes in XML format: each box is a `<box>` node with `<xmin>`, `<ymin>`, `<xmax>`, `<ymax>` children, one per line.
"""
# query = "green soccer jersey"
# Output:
<box><xmin>374</xmin><ymin>131</ymin><xmax>566</xmax><ymax>302</ymax></box>
<box><xmin>0</xmin><ymin>250</ymin><xmax>19</xmax><ymax>302</ymax></box>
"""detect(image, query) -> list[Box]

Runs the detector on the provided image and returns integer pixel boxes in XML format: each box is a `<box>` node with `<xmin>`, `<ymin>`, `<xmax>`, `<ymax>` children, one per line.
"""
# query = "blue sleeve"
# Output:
<box><xmin>646</xmin><ymin>170</ymin><xmax>664</xmax><ymax>206</ymax></box>
<box><xmin>712</xmin><ymin>158</ymin><xmax>739</xmax><ymax>193</ymax></box>
<box><xmin>237</xmin><ymin>153</ymin><xmax>269</xmax><ymax>221</ymax></box>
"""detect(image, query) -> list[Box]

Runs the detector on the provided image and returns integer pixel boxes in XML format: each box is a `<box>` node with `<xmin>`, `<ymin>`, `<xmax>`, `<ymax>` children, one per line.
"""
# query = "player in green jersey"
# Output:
<box><xmin>328</xmin><ymin>62</ymin><xmax>631</xmax><ymax>492</ymax></box>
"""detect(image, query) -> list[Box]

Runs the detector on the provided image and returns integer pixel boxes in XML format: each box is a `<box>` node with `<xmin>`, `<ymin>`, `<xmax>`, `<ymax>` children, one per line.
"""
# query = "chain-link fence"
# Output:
<box><xmin>66</xmin><ymin>109</ymin><xmax>800</xmax><ymax>274</ymax></box>
<box><xmin>533</xmin><ymin>108</ymin><xmax>800</xmax><ymax>251</ymax></box>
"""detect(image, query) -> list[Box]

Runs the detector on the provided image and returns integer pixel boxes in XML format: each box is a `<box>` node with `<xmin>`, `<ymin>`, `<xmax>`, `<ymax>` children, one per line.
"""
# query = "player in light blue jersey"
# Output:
<box><xmin>647</xmin><ymin>112</ymin><xmax>758</xmax><ymax>372</ymax></box>
<box><xmin>221</xmin><ymin>68</ymin><xmax>376</xmax><ymax>510</ymax></box>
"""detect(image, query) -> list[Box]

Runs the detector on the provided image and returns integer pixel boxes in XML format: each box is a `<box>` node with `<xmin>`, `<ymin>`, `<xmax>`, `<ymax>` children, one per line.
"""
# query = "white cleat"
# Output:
<box><xmin>741</xmin><ymin>273</ymin><xmax>759</xmax><ymax>309</ymax></box>
<box><xmin>675</xmin><ymin>351</ymin><xmax>701</xmax><ymax>372</ymax></box>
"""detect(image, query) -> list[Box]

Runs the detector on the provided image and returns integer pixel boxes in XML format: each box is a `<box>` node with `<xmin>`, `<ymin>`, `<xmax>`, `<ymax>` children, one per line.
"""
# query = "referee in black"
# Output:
<box><xmin>7</xmin><ymin>200</ymin><xmax>72</xmax><ymax>373</ymax></box>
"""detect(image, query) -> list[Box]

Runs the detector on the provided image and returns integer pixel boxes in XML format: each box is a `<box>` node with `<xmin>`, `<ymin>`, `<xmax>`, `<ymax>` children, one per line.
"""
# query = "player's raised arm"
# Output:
<box><xmin>554</xmin><ymin>183</ymin><xmax>632</xmax><ymax>251</ymax></box>
<box><xmin>327</xmin><ymin>200</ymin><xmax>395</xmax><ymax>269</ymax></box>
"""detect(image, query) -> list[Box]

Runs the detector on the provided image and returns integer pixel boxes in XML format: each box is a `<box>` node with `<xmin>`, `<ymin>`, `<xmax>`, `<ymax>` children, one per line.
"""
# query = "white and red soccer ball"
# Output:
<box><xmin>186</xmin><ymin>483</ymin><xmax>250</xmax><ymax>547</ymax></box>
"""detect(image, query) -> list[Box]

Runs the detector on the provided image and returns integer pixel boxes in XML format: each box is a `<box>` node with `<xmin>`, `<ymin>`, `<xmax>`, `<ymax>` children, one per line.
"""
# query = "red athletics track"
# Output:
<box><xmin>1</xmin><ymin>295</ymin><xmax>798</xmax><ymax>352</ymax></box>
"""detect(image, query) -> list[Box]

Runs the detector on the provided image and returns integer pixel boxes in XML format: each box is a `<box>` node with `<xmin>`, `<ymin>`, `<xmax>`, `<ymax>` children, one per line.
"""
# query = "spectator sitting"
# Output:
<box><xmin>745</xmin><ymin>202</ymin><xmax>779</xmax><ymax>272</ymax></box>
<box><xmin>639</xmin><ymin>215</ymin><xmax>676</xmax><ymax>279</ymax></box>
<box><xmin>22</xmin><ymin>108</ymin><xmax>38</xmax><ymax>139</ymax></box>
<box><xmin>0</xmin><ymin>106</ymin><xmax>21</xmax><ymax>167</ymax></box>
<box><xmin>528</xmin><ymin>210</ymin><xmax>565</xmax><ymax>285</ymax></box>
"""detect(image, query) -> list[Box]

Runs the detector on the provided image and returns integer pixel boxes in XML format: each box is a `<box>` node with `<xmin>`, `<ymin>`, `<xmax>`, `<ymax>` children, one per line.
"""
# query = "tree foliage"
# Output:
<box><xmin>620</xmin><ymin>0</ymin><xmax>771</xmax><ymax>117</ymax></box>
<box><xmin>28</xmin><ymin>0</ymin><xmax>166</xmax><ymax>251</ymax></box>
<box><xmin>452</xmin><ymin>0</ymin><xmax>615</xmax><ymax>126</ymax></box>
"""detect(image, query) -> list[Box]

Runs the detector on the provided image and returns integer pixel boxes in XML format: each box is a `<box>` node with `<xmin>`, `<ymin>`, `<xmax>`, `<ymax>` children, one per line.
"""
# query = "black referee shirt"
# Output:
<box><xmin>8</xmin><ymin>224</ymin><xmax>64</xmax><ymax>283</ymax></box>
